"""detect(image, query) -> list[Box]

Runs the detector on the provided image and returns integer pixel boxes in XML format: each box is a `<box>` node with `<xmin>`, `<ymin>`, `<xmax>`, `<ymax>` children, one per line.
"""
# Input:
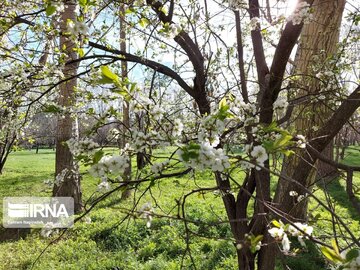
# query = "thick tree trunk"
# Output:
<box><xmin>276</xmin><ymin>0</ymin><xmax>346</xmax><ymax>220</ymax></box>
<box><xmin>53</xmin><ymin>0</ymin><xmax>82</xmax><ymax>213</ymax></box>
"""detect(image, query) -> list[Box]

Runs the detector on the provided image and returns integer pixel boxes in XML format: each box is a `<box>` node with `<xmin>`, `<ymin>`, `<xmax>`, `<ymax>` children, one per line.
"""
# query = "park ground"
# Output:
<box><xmin>0</xmin><ymin>147</ymin><xmax>359</xmax><ymax>270</ymax></box>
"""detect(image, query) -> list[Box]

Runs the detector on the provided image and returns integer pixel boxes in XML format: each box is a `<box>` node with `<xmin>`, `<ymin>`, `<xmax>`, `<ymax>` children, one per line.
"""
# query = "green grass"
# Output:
<box><xmin>0</xmin><ymin>147</ymin><xmax>359</xmax><ymax>270</ymax></box>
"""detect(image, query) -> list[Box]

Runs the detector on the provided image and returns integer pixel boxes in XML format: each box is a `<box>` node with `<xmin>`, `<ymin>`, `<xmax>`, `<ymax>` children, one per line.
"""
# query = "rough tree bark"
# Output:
<box><xmin>275</xmin><ymin>85</ymin><xmax>360</xmax><ymax>220</ymax></box>
<box><xmin>53</xmin><ymin>0</ymin><xmax>82</xmax><ymax>213</ymax></box>
<box><xmin>275</xmin><ymin>0</ymin><xmax>346</xmax><ymax>221</ymax></box>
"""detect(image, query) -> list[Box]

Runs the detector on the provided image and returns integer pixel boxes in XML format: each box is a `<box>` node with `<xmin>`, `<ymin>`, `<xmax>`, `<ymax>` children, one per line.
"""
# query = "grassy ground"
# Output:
<box><xmin>0</xmin><ymin>148</ymin><xmax>359</xmax><ymax>270</ymax></box>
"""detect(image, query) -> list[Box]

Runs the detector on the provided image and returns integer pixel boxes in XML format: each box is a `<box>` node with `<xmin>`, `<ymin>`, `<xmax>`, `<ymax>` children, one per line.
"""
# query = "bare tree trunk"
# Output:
<box><xmin>119</xmin><ymin>4</ymin><xmax>132</xmax><ymax>199</ymax></box>
<box><xmin>275</xmin><ymin>0</ymin><xmax>346</xmax><ymax>220</ymax></box>
<box><xmin>53</xmin><ymin>0</ymin><xmax>82</xmax><ymax>213</ymax></box>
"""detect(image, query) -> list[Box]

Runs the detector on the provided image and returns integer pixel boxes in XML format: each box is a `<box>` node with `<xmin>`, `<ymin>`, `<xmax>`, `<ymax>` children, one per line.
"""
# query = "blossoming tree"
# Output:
<box><xmin>1</xmin><ymin>0</ymin><xmax>360</xmax><ymax>269</ymax></box>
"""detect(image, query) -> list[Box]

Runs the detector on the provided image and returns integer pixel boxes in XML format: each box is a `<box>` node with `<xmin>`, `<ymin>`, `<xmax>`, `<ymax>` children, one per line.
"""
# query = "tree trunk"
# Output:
<box><xmin>119</xmin><ymin>4</ymin><xmax>132</xmax><ymax>200</ymax></box>
<box><xmin>275</xmin><ymin>0</ymin><xmax>346</xmax><ymax>220</ymax></box>
<box><xmin>53</xmin><ymin>0</ymin><xmax>82</xmax><ymax>213</ymax></box>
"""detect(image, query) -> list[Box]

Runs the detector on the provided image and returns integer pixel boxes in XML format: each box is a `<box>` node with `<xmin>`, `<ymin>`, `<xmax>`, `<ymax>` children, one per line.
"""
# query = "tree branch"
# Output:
<box><xmin>87</xmin><ymin>41</ymin><xmax>195</xmax><ymax>97</ymax></box>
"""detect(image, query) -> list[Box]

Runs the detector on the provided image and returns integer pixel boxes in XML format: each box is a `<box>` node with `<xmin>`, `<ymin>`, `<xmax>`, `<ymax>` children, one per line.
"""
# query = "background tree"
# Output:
<box><xmin>52</xmin><ymin>0</ymin><xmax>82</xmax><ymax>213</ymax></box>
<box><xmin>275</xmin><ymin>0</ymin><xmax>347</xmax><ymax>221</ymax></box>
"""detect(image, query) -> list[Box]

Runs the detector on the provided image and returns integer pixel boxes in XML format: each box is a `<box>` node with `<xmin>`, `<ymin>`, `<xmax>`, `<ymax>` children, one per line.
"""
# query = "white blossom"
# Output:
<box><xmin>97</xmin><ymin>178</ymin><xmax>110</xmax><ymax>191</ymax></box>
<box><xmin>268</xmin><ymin>221</ymin><xmax>313</xmax><ymax>253</ymax></box>
<box><xmin>250</xmin><ymin>145</ymin><xmax>268</xmax><ymax>167</ymax></box>
<box><xmin>229</xmin><ymin>0</ymin><xmax>247</xmax><ymax>10</ymax></box>
<box><xmin>67</xmin><ymin>19</ymin><xmax>89</xmax><ymax>36</ymax></box>
<box><xmin>151</xmin><ymin>160</ymin><xmax>169</xmax><ymax>175</ymax></box>
<box><xmin>67</xmin><ymin>138</ymin><xmax>99</xmax><ymax>156</ymax></box>
<box><xmin>240</xmin><ymin>160</ymin><xmax>255</xmax><ymax>170</ymax></box>
<box><xmin>249</xmin><ymin>17</ymin><xmax>260</xmax><ymax>31</ymax></box>
<box><xmin>40</xmin><ymin>222</ymin><xmax>56</xmax><ymax>238</ymax></box>
<box><xmin>89</xmin><ymin>163</ymin><xmax>106</xmax><ymax>177</ymax></box>
<box><xmin>172</xmin><ymin>118</ymin><xmax>184</xmax><ymax>137</ymax></box>
<box><xmin>295</xmin><ymin>134</ymin><xmax>306</xmax><ymax>149</ymax></box>
<box><xmin>282</xmin><ymin>234</ymin><xmax>291</xmax><ymax>252</ymax></box>
<box><xmin>287</xmin><ymin>1</ymin><xmax>313</xmax><ymax>25</ymax></box>
<box><xmin>151</xmin><ymin>105</ymin><xmax>165</xmax><ymax>121</ymax></box>
<box><xmin>268</xmin><ymin>227</ymin><xmax>285</xmax><ymax>239</ymax></box>
<box><xmin>50</xmin><ymin>0</ymin><xmax>65</xmax><ymax>13</ymax></box>
<box><xmin>178</xmin><ymin>142</ymin><xmax>230</xmax><ymax>172</ymax></box>
<box><xmin>138</xmin><ymin>202</ymin><xmax>153</xmax><ymax>228</ymax></box>
<box><xmin>273</xmin><ymin>95</ymin><xmax>288</xmax><ymax>110</ymax></box>
<box><xmin>169</xmin><ymin>23</ymin><xmax>182</xmax><ymax>38</ymax></box>
<box><xmin>297</xmin><ymin>194</ymin><xmax>305</xmax><ymax>202</ymax></box>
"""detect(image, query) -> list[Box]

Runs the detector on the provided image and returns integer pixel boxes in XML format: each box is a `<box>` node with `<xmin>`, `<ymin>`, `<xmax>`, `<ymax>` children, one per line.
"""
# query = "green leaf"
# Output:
<box><xmin>78</xmin><ymin>48</ymin><xmax>85</xmax><ymax>58</ymax></box>
<box><xmin>271</xmin><ymin>220</ymin><xmax>282</xmax><ymax>228</ymax></box>
<box><xmin>43</xmin><ymin>104</ymin><xmax>61</xmax><ymax>113</ymax></box>
<box><xmin>252</xmin><ymin>235</ymin><xmax>263</xmax><ymax>245</ymax></box>
<box><xmin>320</xmin><ymin>246</ymin><xmax>344</xmax><ymax>263</ymax></box>
<box><xmin>282</xmin><ymin>149</ymin><xmax>294</xmax><ymax>157</ymax></box>
<box><xmin>188</xmin><ymin>143</ymin><xmax>201</xmax><ymax>150</ymax></box>
<box><xmin>331</xmin><ymin>239</ymin><xmax>340</xmax><ymax>255</ymax></box>
<box><xmin>345</xmin><ymin>249</ymin><xmax>359</xmax><ymax>262</ymax></box>
<box><xmin>93</xmin><ymin>150</ymin><xmax>104</xmax><ymax>164</ymax></box>
<box><xmin>101</xmin><ymin>65</ymin><xmax>119</xmax><ymax>82</ymax></box>
<box><xmin>139</xmin><ymin>18</ymin><xmax>149</xmax><ymax>28</ymax></box>
<box><xmin>129</xmin><ymin>82</ymin><xmax>137</xmax><ymax>93</ymax></box>
<box><xmin>79</xmin><ymin>0</ymin><xmax>87</xmax><ymax>7</ymax></box>
<box><xmin>97</xmin><ymin>77</ymin><xmax>114</xmax><ymax>84</ymax></box>
<box><xmin>219</xmin><ymin>97</ymin><xmax>227</xmax><ymax>109</ymax></box>
<box><xmin>46</xmin><ymin>5</ymin><xmax>56</xmax><ymax>16</ymax></box>
<box><xmin>125</xmin><ymin>8</ymin><xmax>135</xmax><ymax>14</ymax></box>
<box><xmin>273</xmin><ymin>134</ymin><xmax>293</xmax><ymax>149</ymax></box>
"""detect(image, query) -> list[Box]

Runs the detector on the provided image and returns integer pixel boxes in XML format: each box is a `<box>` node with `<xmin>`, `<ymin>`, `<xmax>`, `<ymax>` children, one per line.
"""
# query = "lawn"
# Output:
<box><xmin>0</xmin><ymin>148</ymin><xmax>359</xmax><ymax>270</ymax></box>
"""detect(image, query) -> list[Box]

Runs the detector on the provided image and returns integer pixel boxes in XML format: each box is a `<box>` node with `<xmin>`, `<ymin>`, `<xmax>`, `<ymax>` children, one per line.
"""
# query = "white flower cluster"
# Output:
<box><xmin>249</xmin><ymin>17</ymin><xmax>260</xmax><ymax>31</ymax></box>
<box><xmin>243</xmin><ymin>145</ymin><xmax>268</xmax><ymax>170</ymax></box>
<box><xmin>151</xmin><ymin>160</ymin><xmax>169</xmax><ymax>175</ymax></box>
<box><xmin>130</xmin><ymin>95</ymin><xmax>152</xmax><ymax>114</ymax></box>
<box><xmin>50</xmin><ymin>1</ymin><xmax>65</xmax><ymax>14</ymax></box>
<box><xmin>67</xmin><ymin>138</ymin><xmax>99</xmax><ymax>157</ymax></box>
<box><xmin>273</xmin><ymin>95</ymin><xmax>288</xmax><ymax>110</ymax></box>
<box><xmin>229</xmin><ymin>98</ymin><xmax>258</xmax><ymax>126</ymax></box>
<box><xmin>172</xmin><ymin>118</ymin><xmax>184</xmax><ymax>137</ymax></box>
<box><xmin>268</xmin><ymin>221</ymin><xmax>313</xmax><ymax>252</ymax></box>
<box><xmin>40</xmin><ymin>222</ymin><xmax>57</xmax><ymax>238</ymax></box>
<box><xmin>89</xmin><ymin>155</ymin><xmax>129</xmax><ymax>177</ymax></box>
<box><xmin>178</xmin><ymin>142</ymin><xmax>230</xmax><ymax>172</ymax></box>
<box><xmin>228</xmin><ymin>0</ymin><xmax>247</xmax><ymax>10</ymax></box>
<box><xmin>158</xmin><ymin>23</ymin><xmax>182</xmax><ymax>39</ymax></box>
<box><xmin>287</xmin><ymin>1</ymin><xmax>313</xmax><ymax>25</ymax></box>
<box><xmin>97</xmin><ymin>177</ymin><xmax>111</xmax><ymax>192</ymax></box>
<box><xmin>67</xmin><ymin>19</ymin><xmax>89</xmax><ymax>36</ymax></box>
<box><xmin>230</xmin><ymin>98</ymin><xmax>257</xmax><ymax>118</ymax></box>
<box><xmin>168</xmin><ymin>23</ymin><xmax>182</xmax><ymax>38</ymax></box>
<box><xmin>130</xmin><ymin>130</ymin><xmax>164</xmax><ymax>152</ymax></box>
<box><xmin>151</xmin><ymin>105</ymin><xmax>165</xmax><ymax>121</ymax></box>
<box><xmin>295</xmin><ymin>134</ymin><xmax>306</xmax><ymax>149</ymax></box>
<box><xmin>43</xmin><ymin>179</ymin><xmax>54</xmax><ymax>188</ymax></box>
<box><xmin>198</xmin><ymin>114</ymin><xmax>226</xmax><ymax>147</ymax></box>
<box><xmin>138</xmin><ymin>202</ymin><xmax>153</xmax><ymax>228</ymax></box>
<box><xmin>108</xmin><ymin>128</ymin><xmax>121</xmax><ymax>140</ymax></box>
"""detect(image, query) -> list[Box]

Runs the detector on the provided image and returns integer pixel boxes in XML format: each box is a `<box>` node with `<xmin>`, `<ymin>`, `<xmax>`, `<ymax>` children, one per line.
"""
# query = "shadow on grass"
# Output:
<box><xmin>0</xmin><ymin>174</ymin><xmax>53</xmax><ymax>199</ymax></box>
<box><xmin>317</xmin><ymin>176</ymin><xmax>360</xmax><ymax>223</ymax></box>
